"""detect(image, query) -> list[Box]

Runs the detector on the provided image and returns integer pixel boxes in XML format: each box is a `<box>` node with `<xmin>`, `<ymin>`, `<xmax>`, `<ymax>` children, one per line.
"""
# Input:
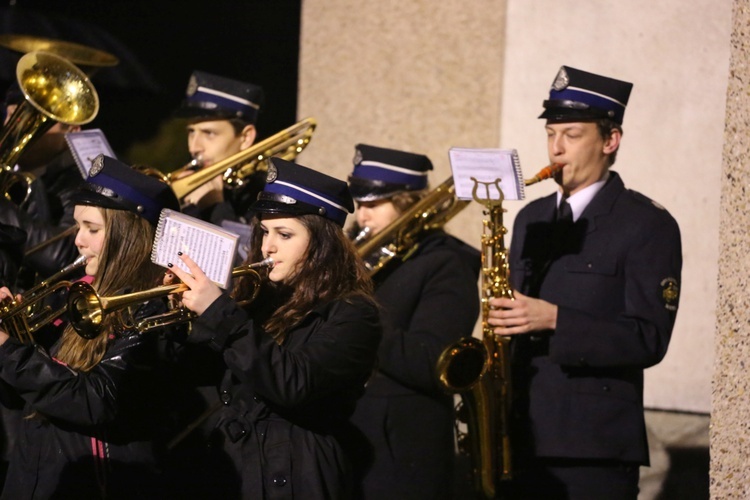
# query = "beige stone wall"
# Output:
<box><xmin>298</xmin><ymin>0</ymin><xmax>506</xmax><ymax>251</ymax></box>
<box><xmin>712</xmin><ymin>1</ymin><xmax>750</xmax><ymax>495</ymax></box>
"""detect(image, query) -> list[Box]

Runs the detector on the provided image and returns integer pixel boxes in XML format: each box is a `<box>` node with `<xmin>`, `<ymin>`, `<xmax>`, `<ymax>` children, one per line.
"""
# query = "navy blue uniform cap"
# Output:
<box><xmin>174</xmin><ymin>70</ymin><xmax>264</xmax><ymax>124</ymax></box>
<box><xmin>252</xmin><ymin>158</ymin><xmax>353</xmax><ymax>227</ymax></box>
<box><xmin>71</xmin><ymin>155</ymin><xmax>180</xmax><ymax>225</ymax></box>
<box><xmin>539</xmin><ymin>66</ymin><xmax>633</xmax><ymax>125</ymax></box>
<box><xmin>348</xmin><ymin>144</ymin><xmax>433</xmax><ymax>202</ymax></box>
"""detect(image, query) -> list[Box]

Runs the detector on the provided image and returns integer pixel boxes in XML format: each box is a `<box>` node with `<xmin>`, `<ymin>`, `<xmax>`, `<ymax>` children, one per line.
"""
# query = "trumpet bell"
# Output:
<box><xmin>67</xmin><ymin>281</ymin><xmax>105</xmax><ymax>340</ymax></box>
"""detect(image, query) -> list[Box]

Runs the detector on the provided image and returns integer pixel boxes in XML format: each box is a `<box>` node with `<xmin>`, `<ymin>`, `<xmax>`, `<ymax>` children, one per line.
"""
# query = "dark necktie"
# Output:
<box><xmin>557</xmin><ymin>197</ymin><xmax>573</xmax><ymax>223</ymax></box>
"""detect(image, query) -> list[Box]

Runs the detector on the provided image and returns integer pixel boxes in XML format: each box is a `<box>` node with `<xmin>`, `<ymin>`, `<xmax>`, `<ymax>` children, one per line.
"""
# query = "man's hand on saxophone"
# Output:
<box><xmin>487</xmin><ymin>292</ymin><xmax>559</xmax><ymax>335</ymax></box>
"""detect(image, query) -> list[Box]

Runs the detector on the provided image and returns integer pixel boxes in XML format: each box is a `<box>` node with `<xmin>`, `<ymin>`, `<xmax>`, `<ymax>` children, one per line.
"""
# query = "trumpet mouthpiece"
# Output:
<box><xmin>257</xmin><ymin>257</ymin><xmax>275</xmax><ymax>268</ymax></box>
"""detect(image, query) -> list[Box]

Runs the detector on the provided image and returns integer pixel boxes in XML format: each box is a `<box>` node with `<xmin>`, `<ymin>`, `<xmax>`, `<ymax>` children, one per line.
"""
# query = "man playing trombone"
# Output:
<box><xmin>173</xmin><ymin>70</ymin><xmax>266</xmax><ymax>225</ymax></box>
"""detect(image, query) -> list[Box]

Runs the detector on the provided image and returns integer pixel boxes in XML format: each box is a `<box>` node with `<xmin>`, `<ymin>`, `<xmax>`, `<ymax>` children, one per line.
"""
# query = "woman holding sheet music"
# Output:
<box><xmin>167</xmin><ymin>157</ymin><xmax>382</xmax><ymax>499</ymax></box>
<box><xmin>0</xmin><ymin>155</ymin><xmax>180</xmax><ymax>499</ymax></box>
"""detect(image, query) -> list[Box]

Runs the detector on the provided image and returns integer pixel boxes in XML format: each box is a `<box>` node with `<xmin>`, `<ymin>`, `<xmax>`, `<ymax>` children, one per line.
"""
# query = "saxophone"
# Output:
<box><xmin>435</xmin><ymin>164</ymin><xmax>562</xmax><ymax>499</ymax></box>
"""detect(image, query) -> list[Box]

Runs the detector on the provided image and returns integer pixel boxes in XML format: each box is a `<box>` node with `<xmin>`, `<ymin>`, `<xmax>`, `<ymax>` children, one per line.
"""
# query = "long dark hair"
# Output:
<box><xmin>55</xmin><ymin>208</ymin><xmax>164</xmax><ymax>372</ymax></box>
<box><xmin>237</xmin><ymin>213</ymin><xmax>373</xmax><ymax>343</ymax></box>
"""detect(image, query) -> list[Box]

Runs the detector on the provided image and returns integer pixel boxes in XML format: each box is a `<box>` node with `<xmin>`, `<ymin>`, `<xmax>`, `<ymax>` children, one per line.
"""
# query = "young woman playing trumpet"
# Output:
<box><xmin>166</xmin><ymin>158</ymin><xmax>382</xmax><ymax>499</ymax></box>
<box><xmin>0</xmin><ymin>155</ymin><xmax>180</xmax><ymax>499</ymax></box>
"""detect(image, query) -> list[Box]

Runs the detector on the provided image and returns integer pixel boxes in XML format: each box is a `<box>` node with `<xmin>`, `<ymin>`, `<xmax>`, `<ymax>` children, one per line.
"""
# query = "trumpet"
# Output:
<box><xmin>0</xmin><ymin>255</ymin><xmax>87</xmax><ymax>343</ymax></box>
<box><xmin>67</xmin><ymin>258</ymin><xmax>274</xmax><ymax>339</ymax></box>
<box><xmin>168</xmin><ymin>117</ymin><xmax>316</xmax><ymax>203</ymax></box>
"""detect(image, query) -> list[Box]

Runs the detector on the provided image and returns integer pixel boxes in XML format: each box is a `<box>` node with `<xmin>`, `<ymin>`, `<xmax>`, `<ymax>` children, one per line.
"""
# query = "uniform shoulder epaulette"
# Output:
<box><xmin>627</xmin><ymin>189</ymin><xmax>666</xmax><ymax>210</ymax></box>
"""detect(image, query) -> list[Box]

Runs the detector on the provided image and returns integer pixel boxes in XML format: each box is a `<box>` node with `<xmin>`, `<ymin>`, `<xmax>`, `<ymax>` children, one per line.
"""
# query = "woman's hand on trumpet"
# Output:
<box><xmin>166</xmin><ymin>253</ymin><xmax>222</xmax><ymax>316</ymax></box>
<box><xmin>487</xmin><ymin>291</ymin><xmax>559</xmax><ymax>335</ymax></box>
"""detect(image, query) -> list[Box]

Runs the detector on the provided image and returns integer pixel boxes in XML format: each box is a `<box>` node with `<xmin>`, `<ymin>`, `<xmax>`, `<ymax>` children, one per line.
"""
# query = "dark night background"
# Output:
<box><xmin>0</xmin><ymin>0</ymin><xmax>302</xmax><ymax>170</ymax></box>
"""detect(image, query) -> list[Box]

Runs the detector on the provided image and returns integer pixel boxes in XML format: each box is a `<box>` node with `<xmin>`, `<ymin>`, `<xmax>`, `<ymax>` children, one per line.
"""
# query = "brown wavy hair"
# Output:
<box><xmin>237</xmin><ymin>213</ymin><xmax>374</xmax><ymax>343</ymax></box>
<box><xmin>54</xmin><ymin>208</ymin><xmax>164</xmax><ymax>372</ymax></box>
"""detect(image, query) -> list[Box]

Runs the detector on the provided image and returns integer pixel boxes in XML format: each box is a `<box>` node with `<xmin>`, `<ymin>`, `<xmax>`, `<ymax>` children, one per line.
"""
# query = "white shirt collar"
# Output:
<box><xmin>556</xmin><ymin>172</ymin><xmax>609</xmax><ymax>222</ymax></box>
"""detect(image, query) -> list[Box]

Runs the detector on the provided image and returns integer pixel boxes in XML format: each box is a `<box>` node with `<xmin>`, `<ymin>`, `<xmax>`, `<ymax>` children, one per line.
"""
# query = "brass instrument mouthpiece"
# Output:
<box><xmin>524</xmin><ymin>163</ymin><xmax>564</xmax><ymax>186</ymax></box>
<box><xmin>353</xmin><ymin>226</ymin><xmax>371</xmax><ymax>244</ymax></box>
<box><xmin>187</xmin><ymin>156</ymin><xmax>204</xmax><ymax>171</ymax></box>
<box><xmin>253</xmin><ymin>257</ymin><xmax>275</xmax><ymax>269</ymax></box>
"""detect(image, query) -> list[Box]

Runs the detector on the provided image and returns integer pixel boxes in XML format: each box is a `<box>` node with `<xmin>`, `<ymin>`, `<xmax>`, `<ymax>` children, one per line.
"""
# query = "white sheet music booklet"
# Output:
<box><xmin>151</xmin><ymin>209</ymin><xmax>240</xmax><ymax>289</ymax></box>
<box><xmin>448</xmin><ymin>147</ymin><xmax>525</xmax><ymax>201</ymax></box>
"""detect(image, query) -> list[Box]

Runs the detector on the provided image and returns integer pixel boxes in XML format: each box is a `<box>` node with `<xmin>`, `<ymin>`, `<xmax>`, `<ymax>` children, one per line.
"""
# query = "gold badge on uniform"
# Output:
<box><xmin>660</xmin><ymin>277</ymin><xmax>679</xmax><ymax>311</ymax></box>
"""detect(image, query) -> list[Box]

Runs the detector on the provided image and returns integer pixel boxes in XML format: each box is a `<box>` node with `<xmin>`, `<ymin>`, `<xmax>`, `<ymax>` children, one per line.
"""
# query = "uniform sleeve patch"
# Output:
<box><xmin>660</xmin><ymin>277</ymin><xmax>679</xmax><ymax>311</ymax></box>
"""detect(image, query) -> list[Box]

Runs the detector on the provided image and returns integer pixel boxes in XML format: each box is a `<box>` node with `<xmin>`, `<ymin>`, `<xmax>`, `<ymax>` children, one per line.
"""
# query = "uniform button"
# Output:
<box><xmin>253</xmin><ymin>395</ymin><xmax>260</xmax><ymax>402</ymax></box>
<box><xmin>272</xmin><ymin>475</ymin><xmax>287</xmax><ymax>487</ymax></box>
<box><xmin>602</xmin><ymin>385</ymin><xmax>610</xmax><ymax>392</ymax></box>
<box><xmin>221</xmin><ymin>392</ymin><xmax>232</xmax><ymax>404</ymax></box>
<box><xmin>587</xmin><ymin>262</ymin><xmax>593</xmax><ymax>268</ymax></box>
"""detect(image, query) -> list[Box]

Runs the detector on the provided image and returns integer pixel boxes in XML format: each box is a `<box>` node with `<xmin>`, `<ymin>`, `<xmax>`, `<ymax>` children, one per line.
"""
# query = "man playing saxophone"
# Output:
<box><xmin>487</xmin><ymin>66</ymin><xmax>682</xmax><ymax>499</ymax></box>
<box><xmin>345</xmin><ymin>144</ymin><xmax>481</xmax><ymax>499</ymax></box>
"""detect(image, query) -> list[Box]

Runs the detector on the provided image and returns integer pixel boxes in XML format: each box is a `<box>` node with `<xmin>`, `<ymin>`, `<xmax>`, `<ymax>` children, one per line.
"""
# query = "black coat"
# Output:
<box><xmin>349</xmin><ymin>230</ymin><xmax>481</xmax><ymax>499</ymax></box>
<box><xmin>0</xmin><ymin>300</ymin><xmax>168</xmax><ymax>499</ymax></box>
<box><xmin>187</xmin><ymin>292</ymin><xmax>382</xmax><ymax>499</ymax></box>
<box><xmin>509</xmin><ymin>171</ymin><xmax>682</xmax><ymax>465</ymax></box>
<box><xmin>0</xmin><ymin>154</ymin><xmax>83</xmax><ymax>289</ymax></box>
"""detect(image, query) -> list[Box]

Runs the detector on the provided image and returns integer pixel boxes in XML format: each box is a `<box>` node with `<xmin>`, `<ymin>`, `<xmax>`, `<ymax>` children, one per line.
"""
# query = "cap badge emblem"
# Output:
<box><xmin>552</xmin><ymin>67</ymin><xmax>570</xmax><ymax>91</ymax></box>
<box><xmin>266</xmin><ymin>164</ymin><xmax>278</xmax><ymax>183</ymax></box>
<box><xmin>353</xmin><ymin>148</ymin><xmax>363</xmax><ymax>165</ymax></box>
<box><xmin>186</xmin><ymin>75</ymin><xmax>198</xmax><ymax>97</ymax></box>
<box><xmin>89</xmin><ymin>154</ymin><xmax>105</xmax><ymax>177</ymax></box>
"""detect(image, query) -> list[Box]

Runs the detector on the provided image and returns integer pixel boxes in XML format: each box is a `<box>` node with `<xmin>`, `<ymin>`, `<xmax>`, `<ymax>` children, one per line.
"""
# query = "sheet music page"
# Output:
<box><xmin>151</xmin><ymin>209</ymin><xmax>240</xmax><ymax>289</ymax></box>
<box><xmin>65</xmin><ymin>129</ymin><xmax>117</xmax><ymax>178</ymax></box>
<box><xmin>448</xmin><ymin>147</ymin><xmax>525</xmax><ymax>201</ymax></box>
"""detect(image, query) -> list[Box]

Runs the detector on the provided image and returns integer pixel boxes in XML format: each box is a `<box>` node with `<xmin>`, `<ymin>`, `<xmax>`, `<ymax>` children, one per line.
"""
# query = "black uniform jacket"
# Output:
<box><xmin>0</xmin><ymin>154</ymin><xmax>83</xmax><ymax>287</ymax></box>
<box><xmin>0</xmin><ymin>300</ymin><xmax>167</xmax><ymax>499</ymax></box>
<box><xmin>509</xmin><ymin>171</ymin><xmax>682</xmax><ymax>465</ymax></box>
<box><xmin>188</xmin><ymin>292</ymin><xmax>382</xmax><ymax>499</ymax></box>
<box><xmin>349</xmin><ymin>230</ymin><xmax>480</xmax><ymax>499</ymax></box>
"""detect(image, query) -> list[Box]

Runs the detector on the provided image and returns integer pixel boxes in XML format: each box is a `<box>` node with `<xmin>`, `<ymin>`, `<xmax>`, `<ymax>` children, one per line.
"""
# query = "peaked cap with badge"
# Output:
<box><xmin>174</xmin><ymin>70</ymin><xmax>264</xmax><ymax>124</ymax></box>
<box><xmin>252</xmin><ymin>157</ymin><xmax>354</xmax><ymax>227</ymax></box>
<box><xmin>539</xmin><ymin>66</ymin><xmax>633</xmax><ymax>125</ymax></box>
<box><xmin>72</xmin><ymin>154</ymin><xmax>180</xmax><ymax>226</ymax></box>
<box><xmin>348</xmin><ymin>144</ymin><xmax>433</xmax><ymax>202</ymax></box>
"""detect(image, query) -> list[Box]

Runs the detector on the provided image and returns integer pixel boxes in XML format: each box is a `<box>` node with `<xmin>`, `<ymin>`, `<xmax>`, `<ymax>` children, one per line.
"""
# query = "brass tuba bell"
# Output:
<box><xmin>0</xmin><ymin>50</ymin><xmax>99</xmax><ymax>204</ymax></box>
